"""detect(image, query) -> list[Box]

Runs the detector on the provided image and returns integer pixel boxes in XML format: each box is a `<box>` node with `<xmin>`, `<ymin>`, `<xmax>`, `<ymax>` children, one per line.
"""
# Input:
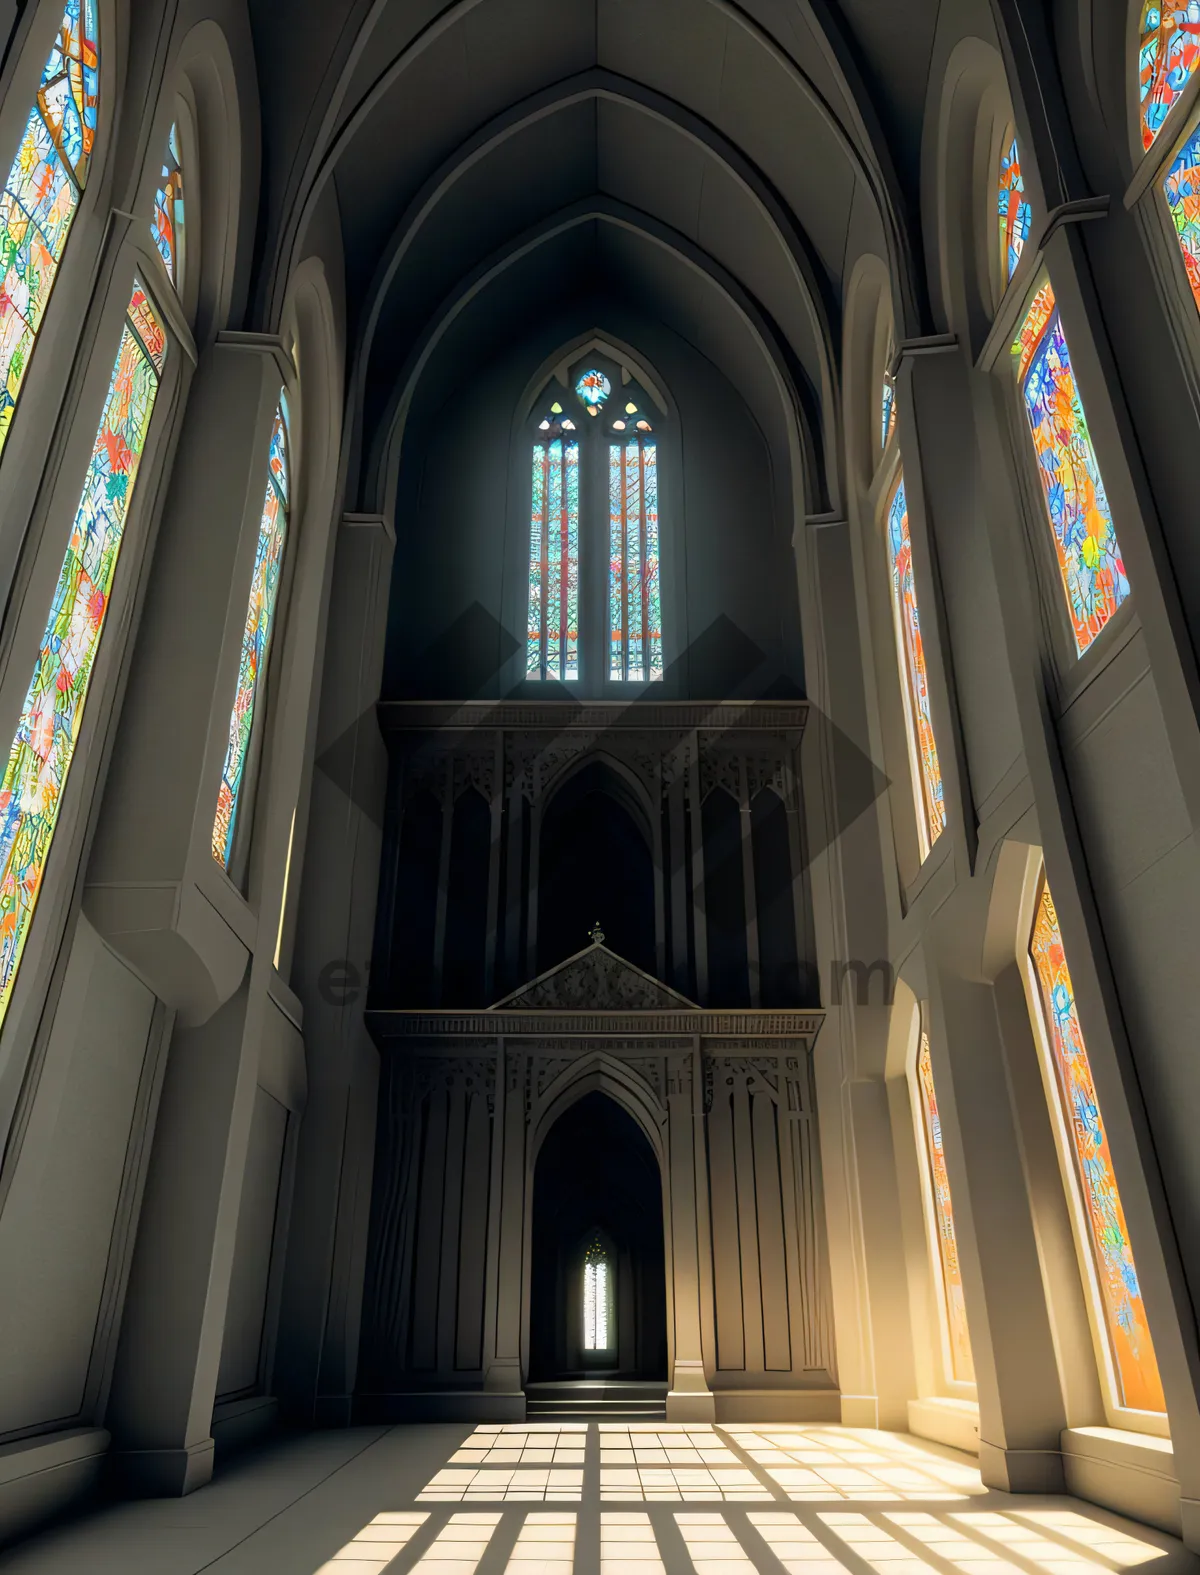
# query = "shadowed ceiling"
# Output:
<box><xmin>249</xmin><ymin>0</ymin><xmax>944</xmax><ymax>509</ymax></box>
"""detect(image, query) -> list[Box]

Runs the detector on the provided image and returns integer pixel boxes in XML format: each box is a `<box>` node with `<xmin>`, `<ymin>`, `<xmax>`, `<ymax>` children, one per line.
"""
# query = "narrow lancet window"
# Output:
<box><xmin>0</xmin><ymin>283</ymin><xmax>165</xmax><ymax>1028</ymax></box>
<box><xmin>527</xmin><ymin>398</ymin><xmax>579</xmax><ymax>682</ymax></box>
<box><xmin>607</xmin><ymin>395</ymin><xmax>661</xmax><ymax>682</ymax></box>
<box><xmin>583</xmin><ymin>1240</ymin><xmax>612</xmax><ymax>1351</ymax></box>
<box><xmin>1015</xmin><ymin>283</ymin><xmax>1129</xmax><ymax>656</ymax></box>
<box><xmin>887</xmin><ymin>476</ymin><xmax>945</xmax><ymax>854</ymax></box>
<box><xmin>880</xmin><ymin>359</ymin><xmax>896</xmax><ymax>450</ymax></box>
<box><xmin>213</xmin><ymin>394</ymin><xmax>290</xmax><ymax>868</ymax></box>
<box><xmin>1139</xmin><ymin>2</ymin><xmax>1200</xmax><ymax>150</ymax></box>
<box><xmin>151</xmin><ymin>120</ymin><xmax>184</xmax><ymax>288</ymax></box>
<box><xmin>998</xmin><ymin>131</ymin><xmax>1031</xmax><ymax>282</ymax></box>
<box><xmin>916</xmin><ymin>1033</ymin><xmax>974</xmax><ymax>1383</ymax></box>
<box><xmin>0</xmin><ymin>0</ymin><xmax>99</xmax><ymax>460</ymax></box>
<box><xmin>1028</xmin><ymin>876</ymin><xmax>1165</xmax><ymax>1413</ymax></box>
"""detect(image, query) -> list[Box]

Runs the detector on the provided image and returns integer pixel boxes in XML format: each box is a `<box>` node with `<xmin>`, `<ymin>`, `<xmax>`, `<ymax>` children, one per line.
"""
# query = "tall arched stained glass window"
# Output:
<box><xmin>0</xmin><ymin>0</ymin><xmax>99</xmax><ymax>461</ymax></box>
<box><xmin>0</xmin><ymin>282</ymin><xmax>165</xmax><ymax>1029</ymax></box>
<box><xmin>880</xmin><ymin>359</ymin><xmax>896</xmax><ymax>451</ymax></box>
<box><xmin>213</xmin><ymin>394</ymin><xmax>290</xmax><ymax>869</ymax></box>
<box><xmin>607</xmin><ymin>395</ymin><xmax>661</xmax><ymax>682</ymax></box>
<box><xmin>527</xmin><ymin>395</ymin><xmax>580</xmax><ymax>682</ymax></box>
<box><xmin>998</xmin><ymin>130</ymin><xmax>1031</xmax><ymax>283</ymax></box>
<box><xmin>1139</xmin><ymin>2</ymin><xmax>1200</xmax><ymax>151</ymax></box>
<box><xmin>151</xmin><ymin>121</ymin><xmax>184</xmax><ymax>289</ymax></box>
<box><xmin>1015</xmin><ymin>283</ymin><xmax>1130</xmax><ymax>656</ymax></box>
<box><xmin>887</xmin><ymin>475</ymin><xmax>945</xmax><ymax>856</ymax></box>
<box><xmin>915</xmin><ymin>1033</ymin><xmax>974</xmax><ymax>1383</ymax></box>
<box><xmin>1028</xmin><ymin>876</ymin><xmax>1165</xmax><ymax>1413</ymax></box>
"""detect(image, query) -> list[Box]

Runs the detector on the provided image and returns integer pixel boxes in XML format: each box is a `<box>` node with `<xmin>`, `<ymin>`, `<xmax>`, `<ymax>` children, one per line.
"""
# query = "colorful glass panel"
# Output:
<box><xmin>1140</xmin><ymin>3</ymin><xmax>1200</xmax><ymax>151</ymax></box>
<box><xmin>916</xmin><ymin>1033</ymin><xmax>974</xmax><ymax>1384</ymax></box>
<box><xmin>1029</xmin><ymin>878</ymin><xmax>1165</xmax><ymax>1413</ymax></box>
<box><xmin>0</xmin><ymin>0</ymin><xmax>99</xmax><ymax>461</ymax></box>
<box><xmin>608</xmin><ymin>438</ymin><xmax>662</xmax><ymax>682</ymax></box>
<box><xmin>526</xmin><ymin>437</ymin><xmax>579</xmax><ymax>681</ymax></box>
<box><xmin>575</xmin><ymin>369</ymin><xmax>610</xmax><ymax>409</ymax></box>
<box><xmin>0</xmin><ymin>282</ymin><xmax>163</xmax><ymax>1029</ymax></box>
<box><xmin>887</xmin><ymin>475</ymin><xmax>945</xmax><ymax>852</ymax></box>
<box><xmin>881</xmin><ymin>366</ymin><xmax>896</xmax><ymax>451</ymax></box>
<box><xmin>212</xmin><ymin>394</ymin><xmax>290</xmax><ymax>867</ymax></box>
<box><xmin>1016</xmin><ymin>284</ymin><xmax>1130</xmax><ymax>656</ymax></box>
<box><xmin>999</xmin><ymin>133</ymin><xmax>1032</xmax><ymax>282</ymax></box>
<box><xmin>151</xmin><ymin>120</ymin><xmax>184</xmax><ymax>287</ymax></box>
<box><xmin>1162</xmin><ymin>121</ymin><xmax>1200</xmax><ymax>314</ymax></box>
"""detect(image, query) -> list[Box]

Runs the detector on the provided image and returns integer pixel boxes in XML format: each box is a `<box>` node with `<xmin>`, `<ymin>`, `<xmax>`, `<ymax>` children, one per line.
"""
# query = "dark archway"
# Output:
<box><xmin>529</xmin><ymin>1091</ymin><xmax>667</xmax><ymax>1382</ymax></box>
<box><xmin>537</xmin><ymin>760</ymin><xmax>655</xmax><ymax>973</ymax></box>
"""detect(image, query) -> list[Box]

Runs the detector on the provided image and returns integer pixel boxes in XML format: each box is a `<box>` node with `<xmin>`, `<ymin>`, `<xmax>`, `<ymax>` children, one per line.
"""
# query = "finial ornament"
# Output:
<box><xmin>589</xmin><ymin>920</ymin><xmax>605</xmax><ymax>945</ymax></box>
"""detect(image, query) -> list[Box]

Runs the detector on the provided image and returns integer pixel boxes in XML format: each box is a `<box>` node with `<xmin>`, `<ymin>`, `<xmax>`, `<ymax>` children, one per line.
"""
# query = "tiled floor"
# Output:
<box><xmin>0</xmin><ymin>1424</ymin><xmax>1195</xmax><ymax>1575</ymax></box>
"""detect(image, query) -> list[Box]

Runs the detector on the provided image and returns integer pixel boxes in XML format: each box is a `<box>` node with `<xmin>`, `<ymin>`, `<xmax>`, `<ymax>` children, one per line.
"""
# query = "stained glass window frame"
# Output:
<box><xmin>997</xmin><ymin>123</ymin><xmax>1033</xmax><ymax>288</ymax></box>
<box><xmin>1138</xmin><ymin>2</ymin><xmax>1200</xmax><ymax>156</ymax></box>
<box><xmin>212</xmin><ymin>388</ymin><xmax>294</xmax><ymax>876</ymax></box>
<box><xmin>0</xmin><ymin>273</ymin><xmax>168</xmax><ymax>1034</ymax></box>
<box><xmin>526</xmin><ymin>388</ymin><xmax>581</xmax><ymax>684</ymax></box>
<box><xmin>607</xmin><ymin>379</ymin><xmax>662</xmax><ymax>685</ymax></box>
<box><xmin>1011</xmin><ymin>275</ymin><xmax>1132</xmax><ymax>663</ymax></box>
<box><xmin>0</xmin><ymin>0</ymin><xmax>101</xmax><ymax>468</ymax></box>
<box><xmin>910</xmin><ymin>1024</ymin><xmax>975</xmax><ymax>1389</ymax></box>
<box><xmin>150</xmin><ymin>114</ymin><xmax>185</xmax><ymax>294</ymax></box>
<box><xmin>1023</xmin><ymin>867</ymin><xmax>1167</xmax><ymax>1425</ymax></box>
<box><xmin>883</xmin><ymin>469</ymin><xmax>946</xmax><ymax>860</ymax></box>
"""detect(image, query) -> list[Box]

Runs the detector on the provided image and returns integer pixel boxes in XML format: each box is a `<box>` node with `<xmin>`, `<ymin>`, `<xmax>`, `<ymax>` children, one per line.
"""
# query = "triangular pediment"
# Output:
<box><xmin>491</xmin><ymin>943</ymin><xmax>699</xmax><ymax>1011</ymax></box>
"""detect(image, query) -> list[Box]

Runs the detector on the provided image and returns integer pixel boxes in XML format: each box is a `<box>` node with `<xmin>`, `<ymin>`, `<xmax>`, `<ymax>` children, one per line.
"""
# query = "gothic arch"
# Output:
<box><xmin>528</xmin><ymin>1053</ymin><xmax>668</xmax><ymax>1174</ymax></box>
<box><xmin>538</xmin><ymin>751</ymin><xmax>656</xmax><ymax>850</ymax></box>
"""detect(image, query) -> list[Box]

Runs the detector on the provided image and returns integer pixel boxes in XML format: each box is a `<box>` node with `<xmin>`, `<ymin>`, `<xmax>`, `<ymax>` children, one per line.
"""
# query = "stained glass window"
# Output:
<box><xmin>1161</xmin><ymin>121</ymin><xmax>1200</xmax><ymax>316</ymax></box>
<box><xmin>916</xmin><ymin>1033</ymin><xmax>974</xmax><ymax>1384</ymax></box>
<box><xmin>0</xmin><ymin>282</ymin><xmax>164</xmax><ymax>1030</ymax></box>
<box><xmin>887</xmin><ymin>475</ymin><xmax>945</xmax><ymax>854</ymax></box>
<box><xmin>583</xmin><ymin>1241</ymin><xmax>612</xmax><ymax>1351</ymax></box>
<box><xmin>1015</xmin><ymin>283</ymin><xmax>1130</xmax><ymax>656</ymax></box>
<box><xmin>527</xmin><ymin>400</ymin><xmax>579</xmax><ymax>682</ymax></box>
<box><xmin>0</xmin><ymin>0</ymin><xmax>99</xmax><ymax>462</ymax></box>
<box><xmin>1028</xmin><ymin>877</ymin><xmax>1165</xmax><ymax>1413</ymax></box>
<box><xmin>881</xmin><ymin>363</ymin><xmax>896</xmax><ymax>451</ymax></box>
<box><xmin>575</xmin><ymin>368</ymin><xmax>610</xmax><ymax>413</ymax></box>
<box><xmin>609</xmin><ymin>395</ymin><xmax>661</xmax><ymax>683</ymax></box>
<box><xmin>151</xmin><ymin>120</ymin><xmax>184</xmax><ymax>288</ymax></box>
<box><xmin>212</xmin><ymin>394</ymin><xmax>290</xmax><ymax>868</ymax></box>
<box><xmin>1140</xmin><ymin>3</ymin><xmax>1200</xmax><ymax>151</ymax></box>
<box><xmin>999</xmin><ymin>132</ymin><xmax>1032</xmax><ymax>282</ymax></box>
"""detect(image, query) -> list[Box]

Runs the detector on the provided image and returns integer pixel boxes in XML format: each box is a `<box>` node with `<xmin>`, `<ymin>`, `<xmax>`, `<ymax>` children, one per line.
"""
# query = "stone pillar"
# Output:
<box><xmin>273</xmin><ymin>513</ymin><xmax>394</xmax><ymax>1425</ymax></box>
<box><xmin>484</xmin><ymin>1045</ymin><xmax>527</xmax><ymax>1411</ymax></box>
<box><xmin>666</xmin><ymin>1044</ymin><xmax>714</xmax><ymax>1419</ymax></box>
<box><xmin>926</xmin><ymin>964</ymin><xmax>1066</xmax><ymax>1492</ymax></box>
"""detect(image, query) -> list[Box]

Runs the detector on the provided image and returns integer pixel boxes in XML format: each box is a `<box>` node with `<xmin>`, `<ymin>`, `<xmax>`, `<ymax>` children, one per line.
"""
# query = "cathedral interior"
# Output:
<box><xmin>4</xmin><ymin>0</ymin><xmax>1200</xmax><ymax>1570</ymax></box>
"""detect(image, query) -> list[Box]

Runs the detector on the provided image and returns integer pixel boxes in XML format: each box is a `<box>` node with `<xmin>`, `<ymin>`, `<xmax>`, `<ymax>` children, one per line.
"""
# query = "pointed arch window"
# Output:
<box><xmin>998</xmin><ymin>130</ymin><xmax>1032</xmax><ymax>283</ymax></box>
<box><xmin>151</xmin><ymin>120</ymin><xmax>185</xmax><ymax>289</ymax></box>
<box><xmin>583</xmin><ymin>1239</ymin><xmax>613</xmax><ymax>1351</ymax></box>
<box><xmin>1139</xmin><ymin>2</ymin><xmax>1200</xmax><ymax>151</ymax></box>
<box><xmin>1027</xmin><ymin>875</ymin><xmax>1165</xmax><ymax>1413</ymax></box>
<box><xmin>915</xmin><ymin>1032</ymin><xmax>974</xmax><ymax>1384</ymax></box>
<box><xmin>0</xmin><ymin>282</ymin><xmax>165</xmax><ymax>1029</ymax></box>
<box><xmin>213</xmin><ymin>394</ymin><xmax>291</xmax><ymax>869</ymax></box>
<box><xmin>526</xmin><ymin>362</ymin><xmax>664</xmax><ymax>685</ymax></box>
<box><xmin>880</xmin><ymin>357</ymin><xmax>896</xmax><ymax>451</ymax></box>
<box><xmin>607</xmin><ymin>396</ymin><xmax>661</xmax><ymax>682</ymax></box>
<box><xmin>887</xmin><ymin>475</ymin><xmax>945</xmax><ymax>855</ymax></box>
<box><xmin>0</xmin><ymin>0</ymin><xmax>99</xmax><ymax>462</ymax></box>
<box><xmin>1014</xmin><ymin>283</ymin><xmax>1130</xmax><ymax>657</ymax></box>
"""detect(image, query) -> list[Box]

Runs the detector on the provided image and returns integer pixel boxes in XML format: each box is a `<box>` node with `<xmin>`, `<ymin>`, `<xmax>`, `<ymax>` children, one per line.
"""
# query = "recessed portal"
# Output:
<box><xmin>529</xmin><ymin>1091</ymin><xmax>667</xmax><ymax>1381</ymax></box>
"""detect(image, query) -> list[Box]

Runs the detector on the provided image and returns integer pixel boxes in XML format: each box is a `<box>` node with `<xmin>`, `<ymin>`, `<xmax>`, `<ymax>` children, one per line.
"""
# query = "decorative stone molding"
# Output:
<box><xmin>495</xmin><ymin>943</ymin><xmax>698</xmax><ymax>1010</ymax></box>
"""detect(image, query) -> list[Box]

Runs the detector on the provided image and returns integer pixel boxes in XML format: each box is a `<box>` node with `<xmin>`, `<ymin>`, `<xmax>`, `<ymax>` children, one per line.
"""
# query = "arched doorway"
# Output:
<box><xmin>537</xmin><ymin>761</ymin><xmax>655</xmax><ymax>974</ymax></box>
<box><xmin>529</xmin><ymin>1091</ymin><xmax>667</xmax><ymax>1382</ymax></box>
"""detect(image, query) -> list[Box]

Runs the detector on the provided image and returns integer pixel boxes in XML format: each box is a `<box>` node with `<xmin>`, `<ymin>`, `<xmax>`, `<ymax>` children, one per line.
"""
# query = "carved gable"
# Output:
<box><xmin>492</xmin><ymin>944</ymin><xmax>698</xmax><ymax>1011</ymax></box>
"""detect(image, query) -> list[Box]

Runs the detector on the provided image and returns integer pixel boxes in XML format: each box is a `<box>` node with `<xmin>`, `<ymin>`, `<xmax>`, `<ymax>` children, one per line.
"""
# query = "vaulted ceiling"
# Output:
<box><xmin>248</xmin><ymin>0</ymin><xmax>945</xmax><ymax>510</ymax></box>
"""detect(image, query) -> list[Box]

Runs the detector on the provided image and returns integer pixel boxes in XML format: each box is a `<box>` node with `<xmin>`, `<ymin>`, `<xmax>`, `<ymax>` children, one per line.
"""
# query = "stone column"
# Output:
<box><xmin>272</xmin><ymin>513</ymin><xmax>394</xmax><ymax>1425</ymax></box>
<box><xmin>665</xmin><ymin>1044</ymin><xmax>715</xmax><ymax>1420</ymax></box>
<box><xmin>484</xmin><ymin>1045</ymin><xmax>527</xmax><ymax>1413</ymax></box>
